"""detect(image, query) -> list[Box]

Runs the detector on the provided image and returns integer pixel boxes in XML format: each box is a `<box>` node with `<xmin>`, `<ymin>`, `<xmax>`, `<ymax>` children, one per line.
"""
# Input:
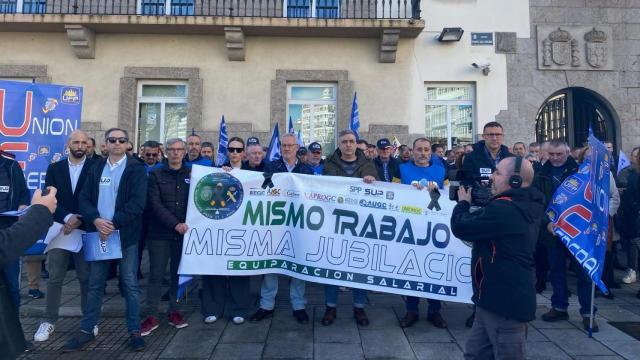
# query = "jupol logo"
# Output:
<box><xmin>359</xmin><ymin>199</ymin><xmax>387</xmax><ymax>209</ymax></box>
<box><xmin>562</xmin><ymin>177</ymin><xmax>582</xmax><ymax>194</ymax></box>
<box><xmin>194</xmin><ymin>172</ymin><xmax>243</xmax><ymax>220</ymax></box>
<box><xmin>61</xmin><ymin>87</ymin><xmax>81</xmax><ymax>104</ymax></box>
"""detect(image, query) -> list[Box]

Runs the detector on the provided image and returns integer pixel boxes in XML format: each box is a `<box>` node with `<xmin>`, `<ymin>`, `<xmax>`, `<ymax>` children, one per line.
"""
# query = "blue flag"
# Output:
<box><xmin>216</xmin><ymin>115</ymin><xmax>228</xmax><ymax>166</ymax></box>
<box><xmin>297</xmin><ymin>130</ymin><xmax>304</xmax><ymax>147</ymax></box>
<box><xmin>350</xmin><ymin>92</ymin><xmax>360</xmax><ymax>140</ymax></box>
<box><xmin>267</xmin><ymin>123</ymin><xmax>281</xmax><ymax>161</ymax></box>
<box><xmin>176</xmin><ymin>275</ymin><xmax>193</xmax><ymax>302</ymax></box>
<box><xmin>546</xmin><ymin>132</ymin><xmax>610</xmax><ymax>294</ymax></box>
<box><xmin>617</xmin><ymin>151</ymin><xmax>631</xmax><ymax>175</ymax></box>
<box><xmin>288</xmin><ymin>116</ymin><xmax>295</xmax><ymax>134</ymax></box>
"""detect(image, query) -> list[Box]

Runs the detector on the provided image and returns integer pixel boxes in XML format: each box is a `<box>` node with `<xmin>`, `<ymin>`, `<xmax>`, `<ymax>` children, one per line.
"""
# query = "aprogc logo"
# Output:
<box><xmin>304</xmin><ymin>192</ymin><xmax>337</xmax><ymax>203</ymax></box>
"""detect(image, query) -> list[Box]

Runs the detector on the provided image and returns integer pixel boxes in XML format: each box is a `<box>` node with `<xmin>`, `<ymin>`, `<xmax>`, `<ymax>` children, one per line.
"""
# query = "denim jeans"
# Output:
<box><xmin>80</xmin><ymin>244</ymin><xmax>141</xmax><ymax>334</ymax></box>
<box><xmin>548</xmin><ymin>245</ymin><xmax>596</xmax><ymax>316</ymax></box>
<box><xmin>325</xmin><ymin>285</ymin><xmax>367</xmax><ymax>308</ymax></box>
<box><xmin>405</xmin><ymin>297</ymin><xmax>441</xmax><ymax>315</ymax></box>
<box><xmin>259</xmin><ymin>274</ymin><xmax>306</xmax><ymax>311</ymax></box>
<box><xmin>2</xmin><ymin>260</ymin><xmax>20</xmax><ymax>308</ymax></box>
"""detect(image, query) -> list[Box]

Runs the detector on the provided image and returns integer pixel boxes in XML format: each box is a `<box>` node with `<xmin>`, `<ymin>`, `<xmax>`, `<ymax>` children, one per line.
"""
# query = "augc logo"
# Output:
<box><xmin>194</xmin><ymin>172</ymin><xmax>243</xmax><ymax>220</ymax></box>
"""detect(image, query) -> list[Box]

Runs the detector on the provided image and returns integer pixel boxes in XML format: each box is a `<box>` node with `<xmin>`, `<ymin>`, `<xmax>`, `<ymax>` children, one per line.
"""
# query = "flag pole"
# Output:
<box><xmin>589</xmin><ymin>282</ymin><xmax>595</xmax><ymax>338</ymax></box>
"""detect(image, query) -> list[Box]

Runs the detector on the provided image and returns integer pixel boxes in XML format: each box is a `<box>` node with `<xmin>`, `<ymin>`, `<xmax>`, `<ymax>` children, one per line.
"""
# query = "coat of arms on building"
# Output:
<box><xmin>542</xmin><ymin>27</ymin><xmax>580</xmax><ymax>67</ymax></box>
<box><xmin>537</xmin><ymin>25</ymin><xmax>613</xmax><ymax>71</ymax></box>
<box><xmin>584</xmin><ymin>27</ymin><xmax>607</xmax><ymax>68</ymax></box>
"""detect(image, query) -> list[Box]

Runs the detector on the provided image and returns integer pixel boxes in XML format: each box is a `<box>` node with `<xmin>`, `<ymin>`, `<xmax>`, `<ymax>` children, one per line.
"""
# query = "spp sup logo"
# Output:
<box><xmin>61</xmin><ymin>87</ymin><xmax>81</xmax><ymax>105</ymax></box>
<box><xmin>194</xmin><ymin>172</ymin><xmax>243</xmax><ymax>220</ymax></box>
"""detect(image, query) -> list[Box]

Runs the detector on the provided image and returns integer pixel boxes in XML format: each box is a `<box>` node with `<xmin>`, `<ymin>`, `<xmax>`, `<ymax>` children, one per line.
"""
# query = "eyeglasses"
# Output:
<box><xmin>228</xmin><ymin>147</ymin><xmax>244</xmax><ymax>153</ymax></box>
<box><xmin>281</xmin><ymin>143</ymin><xmax>297</xmax><ymax>148</ymax></box>
<box><xmin>166</xmin><ymin>148</ymin><xmax>184</xmax><ymax>153</ymax></box>
<box><xmin>483</xmin><ymin>133</ymin><xmax>503</xmax><ymax>138</ymax></box>
<box><xmin>107</xmin><ymin>137</ymin><xmax>129</xmax><ymax>144</ymax></box>
<box><xmin>144</xmin><ymin>153</ymin><xmax>158</xmax><ymax>158</ymax></box>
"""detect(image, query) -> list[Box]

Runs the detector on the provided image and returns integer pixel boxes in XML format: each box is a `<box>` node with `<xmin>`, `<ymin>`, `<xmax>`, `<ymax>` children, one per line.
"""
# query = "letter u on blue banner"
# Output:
<box><xmin>0</xmin><ymin>80</ymin><xmax>83</xmax><ymax>255</ymax></box>
<box><xmin>546</xmin><ymin>132</ymin><xmax>609</xmax><ymax>294</ymax></box>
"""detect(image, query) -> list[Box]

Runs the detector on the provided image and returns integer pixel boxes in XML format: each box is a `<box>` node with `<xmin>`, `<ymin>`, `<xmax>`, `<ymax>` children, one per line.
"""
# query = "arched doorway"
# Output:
<box><xmin>535</xmin><ymin>87</ymin><xmax>619</xmax><ymax>149</ymax></box>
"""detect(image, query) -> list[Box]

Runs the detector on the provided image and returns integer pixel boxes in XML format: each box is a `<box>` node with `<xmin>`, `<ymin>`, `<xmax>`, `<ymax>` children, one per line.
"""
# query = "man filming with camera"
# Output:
<box><xmin>451</xmin><ymin>156</ymin><xmax>545</xmax><ymax>360</ymax></box>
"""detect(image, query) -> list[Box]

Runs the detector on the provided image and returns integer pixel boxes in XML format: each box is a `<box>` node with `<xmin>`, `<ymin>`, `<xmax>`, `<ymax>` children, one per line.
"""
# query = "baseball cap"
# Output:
<box><xmin>308</xmin><ymin>142</ymin><xmax>322</xmax><ymax>152</ymax></box>
<box><xmin>376</xmin><ymin>138</ymin><xmax>392</xmax><ymax>149</ymax></box>
<box><xmin>297</xmin><ymin>147</ymin><xmax>308</xmax><ymax>156</ymax></box>
<box><xmin>247</xmin><ymin>137</ymin><xmax>260</xmax><ymax>146</ymax></box>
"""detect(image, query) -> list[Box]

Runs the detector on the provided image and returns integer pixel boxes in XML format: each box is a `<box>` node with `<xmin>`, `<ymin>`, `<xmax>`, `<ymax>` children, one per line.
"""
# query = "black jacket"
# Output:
<box><xmin>0</xmin><ymin>155</ymin><xmax>29</xmax><ymax>215</ymax></box>
<box><xmin>0</xmin><ymin>205</ymin><xmax>52</xmax><ymax>360</ymax></box>
<box><xmin>451</xmin><ymin>187</ymin><xmax>545</xmax><ymax>322</ymax></box>
<box><xmin>373</xmin><ymin>157</ymin><xmax>401</xmax><ymax>182</ymax></box>
<box><xmin>241</xmin><ymin>160</ymin><xmax>266</xmax><ymax>172</ymax></box>
<box><xmin>620</xmin><ymin>170</ymin><xmax>640</xmax><ymax>238</ymax></box>
<box><xmin>146</xmin><ymin>165</ymin><xmax>191</xmax><ymax>242</ymax></box>
<box><xmin>265</xmin><ymin>158</ymin><xmax>314</xmax><ymax>175</ymax></box>
<box><xmin>79</xmin><ymin>156</ymin><xmax>148</xmax><ymax>248</ymax></box>
<box><xmin>323</xmin><ymin>149</ymin><xmax>379</xmax><ymax>179</ymax></box>
<box><xmin>460</xmin><ymin>141</ymin><xmax>513</xmax><ymax>206</ymax></box>
<box><xmin>44</xmin><ymin>157</ymin><xmax>95</xmax><ymax>230</ymax></box>
<box><xmin>531</xmin><ymin>157</ymin><xmax>579</xmax><ymax>248</ymax></box>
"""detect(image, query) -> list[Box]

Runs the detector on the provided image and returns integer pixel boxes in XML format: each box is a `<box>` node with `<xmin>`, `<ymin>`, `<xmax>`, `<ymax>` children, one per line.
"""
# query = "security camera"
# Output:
<box><xmin>471</xmin><ymin>62</ymin><xmax>491</xmax><ymax>76</ymax></box>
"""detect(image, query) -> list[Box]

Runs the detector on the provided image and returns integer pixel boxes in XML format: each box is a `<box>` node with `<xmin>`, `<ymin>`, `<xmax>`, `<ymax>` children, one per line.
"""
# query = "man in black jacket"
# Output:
<box><xmin>461</xmin><ymin>121</ymin><xmax>513</xmax><ymax>207</ymax></box>
<box><xmin>64</xmin><ymin>128</ymin><xmax>148</xmax><ymax>352</ymax></box>
<box><xmin>241</xmin><ymin>142</ymin><xmax>266</xmax><ymax>172</ymax></box>
<box><xmin>452</xmin><ymin>157</ymin><xmax>544</xmax><ymax>359</ymax></box>
<box><xmin>0</xmin><ymin>151</ymin><xmax>30</xmax><ymax>310</ymax></box>
<box><xmin>0</xmin><ymin>188</ymin><xmax>57</xmax><ymax>360</ymax></box>
<box><xmin>33</xmin><ymin>130</ymin><xmax>95</xmax><ymax>343</ymax></box>
<box><xmin>141</xmin><ymin>138</ymin><xmax>190</xmax><ymax>336</ymax></box>
<box><xmin>531</xmin><ymin>140</ymin><xmax>598</xmax><ymax>331</ymax></box>
<box><xmin>250</xmin><ymin>133</ymin><xmax>314</xmax><ymax>325</ymax></box>
<box><xmin>373</xmin><ymin>138</ymin><xmax>400</xmax><ymax>182</ymax></box>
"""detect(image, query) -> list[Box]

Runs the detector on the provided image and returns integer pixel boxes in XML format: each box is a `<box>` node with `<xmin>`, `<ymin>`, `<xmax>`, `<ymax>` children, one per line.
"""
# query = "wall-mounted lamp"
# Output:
<box><xmin>437</xmin><ymin>27</ymin><xmax>464</xmax><ymax>42</ymax></box>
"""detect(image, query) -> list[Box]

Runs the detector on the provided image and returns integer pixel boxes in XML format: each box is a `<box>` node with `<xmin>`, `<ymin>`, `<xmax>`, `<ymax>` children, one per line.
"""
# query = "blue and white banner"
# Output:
<box><xmin>0</xmin><ymin>80</ymin><xmax>83</xmax><ymax>255</ymax></box>
<box><xmin>350</xmin><ymin>92</ymin><xmax>360</xmax><ymax>140</ymax></box>
<box><xmin>216</xmin><ymin>115</ymin><xmax>228</xmax><ymax>167</ymax></box>
<box><xmin>267</xmin><ymin>123</ymin><xmax>281</xmax><ymax>162</ymax></box>
<box><xmin>0</xmin><ymin>80</ymin><xmax>83</xmax><ymax>191</ymax></box>
<box><xmin>178</xmin><ymin>166</ymin><xmax>473</xmax><ymax>303</ymax></box>
<box><xmin>546</xmin><ymin>133</ymin><xmax>610</xmax><ymax>294</ymax></box>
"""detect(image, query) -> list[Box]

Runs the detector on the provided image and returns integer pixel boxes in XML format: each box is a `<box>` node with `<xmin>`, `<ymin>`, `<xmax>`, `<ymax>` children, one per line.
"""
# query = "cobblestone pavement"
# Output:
<box><xmin>15</xmin><ymin>258</ymin><xmax>640</xmax><ymax>360</ymax></box>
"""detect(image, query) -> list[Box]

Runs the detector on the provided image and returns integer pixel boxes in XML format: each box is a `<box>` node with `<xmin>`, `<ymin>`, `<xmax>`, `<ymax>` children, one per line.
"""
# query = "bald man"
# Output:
<box><xmin>451</xmin><ymin>157</ymin><xmax>544</xmax><ymax>360</ymax></box>
<box><xmin>34</xmin><ymin>130</ymin><xmax>97</xmax><ymax>343</ymax></box>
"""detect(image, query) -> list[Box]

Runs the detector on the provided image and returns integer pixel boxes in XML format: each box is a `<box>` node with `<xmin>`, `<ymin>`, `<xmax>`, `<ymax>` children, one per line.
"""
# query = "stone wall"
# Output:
<box><xmin>498</xmin><ymin>0</ymin><xmax>640</xmax><ymax>152</ymax></box>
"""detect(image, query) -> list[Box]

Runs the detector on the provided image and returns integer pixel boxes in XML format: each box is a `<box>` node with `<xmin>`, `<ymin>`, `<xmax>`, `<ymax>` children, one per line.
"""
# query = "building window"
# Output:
<box><xmin>287</xmin><ymin>83</ymin><xmax>337</xmax><ymax>155</ymax></box>
<box><xmin>136</xmin><ymin>81</ymin><xmax>188</xmax><ymax>148</ymax></box>
<box><xmin>140</xmin><ymin>0</ymin><xmax>193</xmax><ymax>15</ymax></box>
<box><xmin>285</xmin><ymin>0</ymin><xmax>339</xmax><ymax>18</ymax></box>
<box><xmin>424</xmin><ymin>84</ymin><xmax>475</xmax><ymax>149</ymax></box>
<box><xmin>22</xmin><ymin>0</ymin><xmax>45</xmax><ymax>13</ymax></box>
<box><xmin>0</xmin><ymin>0</ymin><xmax>17</xmax><ymax>13</ymax></box>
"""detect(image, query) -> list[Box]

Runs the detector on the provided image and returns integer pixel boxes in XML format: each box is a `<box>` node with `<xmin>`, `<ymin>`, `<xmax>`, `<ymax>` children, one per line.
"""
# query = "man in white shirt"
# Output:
<box><xmin>34</xmin><ymin>130</ymin><xmax>96</xmax><ymax>342</ymax></box>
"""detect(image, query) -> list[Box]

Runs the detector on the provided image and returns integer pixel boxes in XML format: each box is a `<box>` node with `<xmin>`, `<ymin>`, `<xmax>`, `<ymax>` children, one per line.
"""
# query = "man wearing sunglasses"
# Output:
<box><xmin>142</xmin><ymin>141</ymin><xmax>163</xmax><ymax>174</ymax></box>
<box><xmin>250</xmin><ymin>133</ymin><xmax>314</xmax><ymax>325</ymax></box>
<box><xmin>64</xmin><ymin>128</ymin><xmax>148</xmax><ymax>352</ymax></box>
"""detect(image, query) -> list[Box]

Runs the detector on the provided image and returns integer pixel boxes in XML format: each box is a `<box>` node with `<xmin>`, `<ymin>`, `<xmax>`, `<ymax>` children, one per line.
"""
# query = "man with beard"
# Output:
<box><xmin>33</xmin><ymin>130</ymin><xmax>96</xmax><ymax>343</ymax></box>
<box><xmin>184</xmin><ymin>134</ymin><xmax>211</xmax><ymax>167</ymax></box>
<box><xmin>200</xmin><ymin>142</ymin><xmax>214</xmax><ymax>161</ymax></box>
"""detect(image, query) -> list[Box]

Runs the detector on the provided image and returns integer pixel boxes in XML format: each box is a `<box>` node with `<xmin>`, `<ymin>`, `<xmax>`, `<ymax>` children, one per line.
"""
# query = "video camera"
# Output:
<box><xmin>448</xmin><ymin>169</ymin><xmax>492</xmax><ymax>207</ymax></box>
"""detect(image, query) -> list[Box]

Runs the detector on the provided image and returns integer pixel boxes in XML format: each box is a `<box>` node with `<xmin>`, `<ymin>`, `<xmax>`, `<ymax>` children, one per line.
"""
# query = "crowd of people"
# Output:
<box><xmin>1</xmin><ymin>121</ymin><xmax>639</xmax><ymax>359</ymax></box>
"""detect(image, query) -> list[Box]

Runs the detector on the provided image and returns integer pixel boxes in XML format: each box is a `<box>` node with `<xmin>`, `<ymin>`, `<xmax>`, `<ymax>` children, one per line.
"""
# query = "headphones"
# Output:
<box><xmin>509</xmin><ymin>156</ymin><xmax>523</xmax><ymax>188</ymax></box>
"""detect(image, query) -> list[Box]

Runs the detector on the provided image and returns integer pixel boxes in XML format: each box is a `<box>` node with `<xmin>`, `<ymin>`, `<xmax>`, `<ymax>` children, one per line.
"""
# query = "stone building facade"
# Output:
<box><xmin>498</xmin><ymin>0</ymin><xmax>640</xmax><ymax>152</ymax></box>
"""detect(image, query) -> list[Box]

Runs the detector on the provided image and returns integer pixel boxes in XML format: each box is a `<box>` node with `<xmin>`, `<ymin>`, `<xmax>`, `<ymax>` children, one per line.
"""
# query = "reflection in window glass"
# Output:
<box><xmin>137</xmin><ymin>82</ymin><xmax>188</xmax><ymax>147</ymax></box>
<box><xmin>288</xmin><ymin>84</ymin><xmax>337</xmax><ymax>155</ymax></box>
<box><xmin>142</xmin><ymin>85</ymin><xmax>187</xmax><ymax>97</ymax></box>
<box><xmin>424</xmin><ymin>84</ymin><xmax>474</xmax><ymax>149</ymax></box>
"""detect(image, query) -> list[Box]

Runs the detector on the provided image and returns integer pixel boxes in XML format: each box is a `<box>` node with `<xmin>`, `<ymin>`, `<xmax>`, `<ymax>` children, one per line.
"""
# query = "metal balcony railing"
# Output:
<box><xmin>0</xmin><ymin>0</ymin><xmax>415</xmax><ymax>18</ymax></box>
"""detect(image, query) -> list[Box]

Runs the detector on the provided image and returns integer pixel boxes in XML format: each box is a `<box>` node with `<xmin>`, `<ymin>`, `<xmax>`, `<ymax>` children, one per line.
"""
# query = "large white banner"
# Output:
<box><xmin>178</xmin><ymin>165</ymin><xmax>473</xmax><ymax>303</ymax></box>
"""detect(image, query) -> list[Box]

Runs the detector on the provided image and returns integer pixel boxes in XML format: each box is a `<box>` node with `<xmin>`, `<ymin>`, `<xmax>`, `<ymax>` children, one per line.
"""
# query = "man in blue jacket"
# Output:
<box><xmin>63</xmin><ymin>128</ymin><xmax>148</xmax><ymax>352</ymax></box>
